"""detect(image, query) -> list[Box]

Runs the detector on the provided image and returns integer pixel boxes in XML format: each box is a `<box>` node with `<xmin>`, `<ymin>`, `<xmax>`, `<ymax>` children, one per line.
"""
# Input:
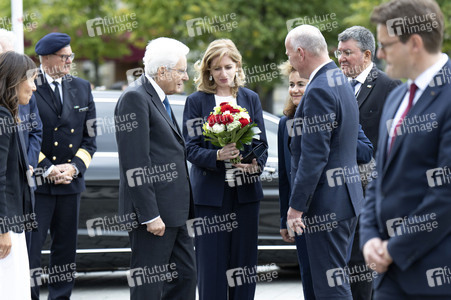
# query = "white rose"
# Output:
<box><xmin>227</xmin><ymin>119</ymin><xmax>242</xmax><ymax>131</ymax></box>
<box><xmin>212</xmin><ymin>123</ymin><xmax>225</xmax><ymax>133</ymax></box>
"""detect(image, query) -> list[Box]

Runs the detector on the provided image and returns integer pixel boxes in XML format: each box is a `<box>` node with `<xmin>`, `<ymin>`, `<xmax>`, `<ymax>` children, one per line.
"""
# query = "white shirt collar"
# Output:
<box><xmin>308</xmin><ymin>59</ymin><xmax>333</xmax><ymax>83</ymax></box>
<box><xmin>352</xmin><ymin>62</ymin><xmax>373</xmax><ymax>84</ymax></box>
<box><xmin>40</xmin><ymin>65</ymin><xmax>62</xmax><ymax>86</ymax></box>
<box><xmin>145</xmin><ymin>74</ymin><xmax>166</xmax><ymax>103</ymax></box>
<box><xmin>408</xmin><ymin>53</ymin><xmax>448</xmax><ymax>92</ymax></box>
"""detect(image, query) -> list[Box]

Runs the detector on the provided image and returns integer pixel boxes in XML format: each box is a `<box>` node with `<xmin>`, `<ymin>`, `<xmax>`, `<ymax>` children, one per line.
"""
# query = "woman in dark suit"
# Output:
<box><xmin>183</xmin><ymin>39</ymin><xmax>268</xmax><ymax>300</ymax></box>
<box><xmin>0</xmin><ymin>51</ymin><xmax>37</xmax><ymax>299</ymax></box>
<box><xmin>277</xmin><ymin>61</ymin><xmax>373</xmax><ymax>300</ymax></box>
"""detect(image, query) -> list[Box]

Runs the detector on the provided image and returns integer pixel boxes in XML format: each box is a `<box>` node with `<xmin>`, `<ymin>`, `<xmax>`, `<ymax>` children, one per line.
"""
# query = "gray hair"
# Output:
<box><xmin>338</xmin><ymin>26</ymin><xmax>375</xmax><ymax>60</ymax></box>
<box><xmin>0</xmin><ymin>29</ymin><xmax>16</xmax><ymax>53</ymax></box>
<box><xmin>287</xmin><ymin>25</ymin><xmax>328</xmax><ymax>56</ymax></box>
<box><xmin>143</xmin><ymin>37</ymin><xmax>189</xmax><ymax>77</ymax></box>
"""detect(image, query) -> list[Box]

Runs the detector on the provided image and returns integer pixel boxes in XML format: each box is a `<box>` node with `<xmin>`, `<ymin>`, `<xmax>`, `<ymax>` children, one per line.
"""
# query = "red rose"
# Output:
<box><xmin>220</xmin><ymin>104</ymin><xmax>234</xmax><ymax>113</ymax></box>
<box><xmin>219</xmin><ymin>102</ymin><xmax>229</xmax><ymax>107</ymax></box>
<box><xmin>223</xmin><ymin>114</ymin><xmax>234</xmax><ymax>124</ymax></box>
<box><xmin>208</xmin><ymin>115</ymin><xmax>216</xmax><ymax>127</ymax></box>
<box><xmin>239</xmin><ymin>118</ymin><xmax>250</xmax><ymax>127</ymax></box>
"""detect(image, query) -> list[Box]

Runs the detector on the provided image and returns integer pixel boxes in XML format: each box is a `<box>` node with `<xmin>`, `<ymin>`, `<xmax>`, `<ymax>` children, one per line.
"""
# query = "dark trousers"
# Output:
<box><xmin>195</xmin><ymin>186</ymin><xmax>260</xmax><ymax>300</ymax></box>
<box><xmin>306</xmin><ymin>216</ymin><xmax>358</xmax><ymax>300</ymax></box>
<box><xmin>128</xmin><ymin>224</ymin><xmax>196</xmax><ymax>300</ymax></box>
<box><xmin>28</xmin><ymin>193</ymin><xmax>80</xmax><ymax>300</ymax></box>
<box><xmin>374</xmin><ymin>273</ymin><xmax>451</xmax><ymax>300</ymax></box>
<box><xmin>349</xmin><ymin>218</ymin><xmax>373</xmax><ymax>300</ymax></box>
<box><xmin>294</xmin><ymin>233</ymin><xmax>316</xmax><ymax>300</ymax></box>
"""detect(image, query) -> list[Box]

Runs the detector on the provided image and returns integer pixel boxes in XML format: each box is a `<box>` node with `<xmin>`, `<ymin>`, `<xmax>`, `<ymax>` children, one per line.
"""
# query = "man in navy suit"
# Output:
<box><xmin>28</xmin><ymin>32</ymin><xmax>96</xmax><ymax>299</ymax></box>
<box><xmin>115</xmin><ymin>37</ymin><xmax>196</xmax><ymax>300</ymax></box>
<box><xmin>337</xmin><ymin>25</ymin><xmax>401</xmax><ymax>299</ymax></box>
<box><xmin>285</xmin><ymin>25</ymin><xmax>364</xmax><ymax>299</ymax></box>
<box><xmin>360</xmin><ymin>0</ymin><xmax>451</xmax><ymax>299</ymax></box>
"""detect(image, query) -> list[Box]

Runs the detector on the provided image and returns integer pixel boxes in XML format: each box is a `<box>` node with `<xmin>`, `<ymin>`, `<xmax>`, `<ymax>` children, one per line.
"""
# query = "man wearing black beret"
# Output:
<box><xmin>28</xmin><ymin>32</ymin><xmax>96</xmax><ymax>300</ymax></box>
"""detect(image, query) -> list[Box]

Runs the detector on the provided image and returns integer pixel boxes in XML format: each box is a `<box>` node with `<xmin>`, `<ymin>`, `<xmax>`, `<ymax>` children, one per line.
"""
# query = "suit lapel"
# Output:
<box><xmin>141</xmin><ymin>75</ymin><xmax>182</xmax><ymax>139</ymax></box>
<box><xmin>35</xmin><ymin>73</ymin><xmax>59</xmax><ymax>115</ymax></box>
<box><xmin>357</xmin><ymin>66</ymin><xmax>379</xmax><ymax>108</ymax></box>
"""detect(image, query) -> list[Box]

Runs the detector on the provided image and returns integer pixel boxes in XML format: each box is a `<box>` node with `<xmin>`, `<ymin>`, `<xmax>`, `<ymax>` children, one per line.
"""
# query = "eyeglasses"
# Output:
<box><xmin>51</xmin><ymin>53</ymin><xmax>75</xmax><ymax>62</ymax></box>
<box><xmin>168</xmin><ymin>68</ymin><xmax>187</xmax><ymax>75</ymax></box>
<box><xmin>334</xmin><ymin>50</ymin><xmax>354</xmax><ymax>58</ymax></box>
<box><xmin>377</xmin><ymin>40</ymin><xmax>400</xmax><ymax>51</ymax></box>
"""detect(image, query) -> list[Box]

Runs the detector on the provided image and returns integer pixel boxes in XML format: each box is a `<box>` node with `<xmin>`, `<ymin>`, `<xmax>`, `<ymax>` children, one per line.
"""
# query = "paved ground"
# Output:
<box><xmin>39</xmin><ymin>266</ymin><xmax>304</xmax><ymax>300</ymax></box>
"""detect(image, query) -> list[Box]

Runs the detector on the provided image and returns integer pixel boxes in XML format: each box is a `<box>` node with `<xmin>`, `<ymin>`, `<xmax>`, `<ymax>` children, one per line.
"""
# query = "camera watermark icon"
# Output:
<box><xmin>30</xmin><ymin>268</ymin><xmax>43</xmax><ymax>287</ymax></box>
<box><xmin>86</xmin><ymin>213</ymin><xmax>139</xmax><ymax>237</ymax></box>
<box><xmin>126</xmin><ymin>163</ymin><xmax>178</xmax><ymax>187</ymax></box>
<box><xmin>426</xmin><ymin>166</ymin><xmax>451</xmax><ymax>187</ymax></box>
<box><xmin>86</xmin><ymin>13</ymin><xmax>138</xmax><ymax>37</ymax></box>
<box><xmin>326</xmin><ymin>69</ymin><xmax>347</xmax><ymax>87</ymax></box>
<box><xmin>386</xmin><ymin>213</ymin><xmax>438</xmax><ymax>237</ymax></box>
<box><xmin>327</xmin><ymin>263</ymin><xmax>377</xmax><ymax>287</ymax></box>
<box><xmin>386</xmin><ymin>13</ymin><xmax>439</xmax><ymax>37</ymax></box>
<box><xmin>429</xmin><ymin>67</ymin><xmax>451</xmax><ymax>87</ymax></box>
<box><xmin>286</xmin><ymin>13</ymin><xmax>338</xmax><ymax>32</ymax></box>
<box><xmin>326</xmin><ymin>166</ymin><xmax>361</xmax><ymax>187</ymax></box>
<box><xmin>186</xmin><ymin>117</ymin><xmax>205</xmax><ymax>137</ymax></box>
<box><xmin>127</xmin><ymin>263</ymin><xmax>178</xmax><ymax>287</ymax></box>
<box><xmin>186</xmin><ymin>213</ymin><xmax>238</xmax><ymax>238</ymax></box>
<box><xmin>386</xmin><ymin>112</ymin><xmax>438</xmax><ymax>139</ymax></box>
<box><xmin>426</xmin><ymin>267</ymin><xmax>451</xmax><ymax>287</ymax></box>
<box><xmin>226</xmin><ymin>264</ymin><xmax>278</xmax><ymax>287</ymax></box>
<box><xmin>186</xmin><ymin>13</ymin><xmax>238</xmax><ymax>37</ymax></box>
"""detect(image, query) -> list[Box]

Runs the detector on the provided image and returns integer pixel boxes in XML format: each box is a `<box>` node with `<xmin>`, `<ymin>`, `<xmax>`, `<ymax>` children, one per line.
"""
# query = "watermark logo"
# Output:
<box><xmin>187</xmin><ymin>13</ymin><xmax>238</xmax><ymax>37</ymax></box>
<box><xmin>86</xmin><ymin>112</ymin><xmax>138</xmax><ymax>137</ymax></box>
<box><xmin>429</xmin><ymin>67</ymin><xmax>451</xmax><ymax>87</ymax></box>
<box><xmin>126</xmin><ymin>163</ymin><xmax>178</xmax><ymax>187</ymax></box>
<box><xmin>386</xmin><ymin>112</ymin><xmax>438</xmax><ymax>138</ymax></box>
<box><xmin>86</xmin><ymin>213</ymin><xmax>139</xmax><ymax>237</ymax></box>
<box><xmin>225</xmin><ymin>167</ymin><xmax>260</xmax><ymax>187</ymax></box>
<box><xmin>126</xmin><ymin>67</ymin><xmax>144</xmax><ymax>86</ymax></box>
<box><xmin>0</xmin><ymin>12</ymin><xmax>39</xmax><ymax>32</ymax></box>
<box><xmin>0</xmin><ymin>110</ymin><xmax>41</xmax><ymax>137</ymax></box>
<box><xmin>244</xmin><ymin>63</ymin><xmax>279</xmax><ymax>84</ymax></box>
<box><xmin>426</xmin><ymin>267</ymin><xmax>451</xmax><ymax>287</ymax></box>
<box><xmin>31</xmin><ymin>166</ymin><xmax>78</xmax><ymax>188</ymax></box>
<box><xmin>186</xmin><ymin>117</ymin><xmax>205</xmax><ymax>137</ymax></box>
<box><xmin>0</xmin><ymin>213</ymin><xmax>37</xmax><ymax>234</ymax></box>
<box><xmin>326</xmin><ymin>69</ymin><xmax>347</xmax><ymax>87</ymax></box>
<box><xmin>226</xmin><ymin>264</ymin><xmax>278</xmax><ymax>287</ymax></box>
<box><xmin>288</xmin><ymin>212</ymin><xmax>338</xmax><ymax>236</ymax></box>
<box><xmin>386</xmin><ymin>13</ymin><xmax>439</xmax><ymax>37</ymax></box>
<box><xmin>286</xmin><ymin>113</ymin><xmax>338</xmax><ymax>138</ymax></box>
<box><xmin>186</xmin><ymin>213</ymin><xmax>238</xmax><ymax>237</ymax></box>
<box><xmin>426</xmin><ymin>166</ymin><xmax>451</xmax><ymax>187</ymax></box>
<box><xmin>127</xmin><ymin>263</ymin><xmax>178</xmax><ymax>287</ymax></box>
<box><xmin>286</xmin><ymin>13</ymin><xmax>338</xmax><ymax>32</ymax></box>
<box><xmin>327</xmin><ymin>263</ymin><xmax>377</xmax><ymax>287</ymax></box>
<box><xmin>87</xmin><ymin>13</ymin><xmax>138</xmax><ymax>37</ymax></box>
<box><xmin>326</xmin><ymin>166</ymin><xmax>361</xmax><ymax>187</ymax></box>
<box><xmin>30</xmin><ymin>263</ymin><xmax>77</xmax><ymax>287</ymax></box>
<box><xmin>386</xmin><ymin>213</ymin><xmax>438</xmax><ymax>237</ymax></box>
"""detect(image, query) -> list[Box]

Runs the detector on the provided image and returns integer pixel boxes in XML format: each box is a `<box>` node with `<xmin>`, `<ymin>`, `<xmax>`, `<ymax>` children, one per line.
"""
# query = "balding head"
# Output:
<box><xmin>286</xmin><ymin>25</ymin><xmax>328</xmax><ymax>57</ymax></box>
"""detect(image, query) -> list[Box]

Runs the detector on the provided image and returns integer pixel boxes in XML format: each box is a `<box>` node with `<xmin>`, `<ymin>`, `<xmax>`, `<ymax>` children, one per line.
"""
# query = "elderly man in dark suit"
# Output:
<box><xmin>115</xmin><ymin>37</ymin><xmax>196</xmax><ymax>300</ymax></box>
<box><xmin>360</xmin><ymin>0</ymin><xmax>451</xmax><ymax>299</ymax></box>
<box><xmin>285</xmin><ymin>25</ymin><xmax>364</xmax><ymax>299</ymax></box>
<box><xmin>337</xmin><ymin>25</ymin><xmax>401</xmax><ymax>299</ymax></box>
<box><xmin>28</xmin><ymin>32</ymin><xmax>96</xmax><ymax>300</ymax></box>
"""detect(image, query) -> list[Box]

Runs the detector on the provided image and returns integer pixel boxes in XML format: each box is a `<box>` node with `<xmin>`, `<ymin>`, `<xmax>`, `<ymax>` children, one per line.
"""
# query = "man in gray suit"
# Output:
<box><xmin>115</xmin><ymin>37</ymin><xmax>196</xmax><ymax>300</ymax></box>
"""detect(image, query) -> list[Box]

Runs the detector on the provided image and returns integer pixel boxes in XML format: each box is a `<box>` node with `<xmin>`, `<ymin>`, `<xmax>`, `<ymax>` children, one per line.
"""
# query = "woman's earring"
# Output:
<box><xmin>209</xmin><ymin>75</ymin><xmax>213</xmax><ymax>81</ymax></box>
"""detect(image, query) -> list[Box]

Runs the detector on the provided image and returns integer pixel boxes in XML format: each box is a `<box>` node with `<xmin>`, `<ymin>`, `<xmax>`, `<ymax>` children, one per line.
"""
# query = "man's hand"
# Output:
<box><xmin>287</xmin><ymin>207</ymin><xmax>306</xmax><ymax>235</ymax></box>
<box><xmin>52</xmin><ymin>164</ymin><xmax>76</xmax><ymax>185</ymax></box>
<box><xmin>280</xmin><ymin>229</ymin><xmax>295</xmax><ymax>243</ymax></box>
<box><xmin>363</xmin><ymin>237</ymin><xmax>392</xmax><ymax>273</ymax></box>
<box><xmin>28</xmin><ymin>165</ymin><xmax>34</xmax><ymax>175</ymax></box>
<box><xmin>146</xmin><ymin>217</ymin><xmax>166</xmax><ymax>236</ymax></box>
<box><xmin>0</xmin><ymin>232</ymin><xmax>11</xmax><ymax>259</ymax></box>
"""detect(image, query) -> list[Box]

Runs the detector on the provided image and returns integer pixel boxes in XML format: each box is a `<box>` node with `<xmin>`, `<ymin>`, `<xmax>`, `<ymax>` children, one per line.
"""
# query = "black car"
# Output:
<box><xmin>42</xmin><ymin>90</ymin><xmax>297</xmax><ymax>271</ymax></box>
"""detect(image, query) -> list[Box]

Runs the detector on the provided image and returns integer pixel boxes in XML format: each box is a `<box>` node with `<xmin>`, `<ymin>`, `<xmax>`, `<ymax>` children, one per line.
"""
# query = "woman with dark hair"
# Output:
<box><xmin>183</xmin><ymin>39</ymin><xmax>268</xmax><ymax>300</ymax></box>
<box><xmin>0</xmin><ymin>51</ymin><xmax>37</xmax><ymax>299</ymax></box>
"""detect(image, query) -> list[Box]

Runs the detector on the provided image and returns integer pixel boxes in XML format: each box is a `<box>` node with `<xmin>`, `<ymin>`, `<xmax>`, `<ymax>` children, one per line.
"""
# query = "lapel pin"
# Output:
<box><xmin>431</xmin><ymin>91</ymin><xmax>436</xmax><ymax>96</ymax></box>
<box><xmin>74</xmin><ymin>106</ymin><xmax>79</xmax><ymax>109</ymax></box>
<box><xmin>367</xmin><ymin>85</ymin><xmax>372</xmax><ymax>88</ymax></box>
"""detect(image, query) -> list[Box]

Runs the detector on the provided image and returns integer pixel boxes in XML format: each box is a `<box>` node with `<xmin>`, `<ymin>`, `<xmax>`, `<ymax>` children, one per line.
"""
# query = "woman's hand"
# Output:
<box><xmin>217</xmin><ymin>143</ymin><xmax>240</xmax><ymax>161</ymax></box>
<box><xmin>232</xmin><ymin>158</ymin><xmax>260</xmax><ymax>174</ymax></box>
<box><xmin>0</xmin><ymin>232</ymin><xmax>12</xmax><ymax>259</ymax></box>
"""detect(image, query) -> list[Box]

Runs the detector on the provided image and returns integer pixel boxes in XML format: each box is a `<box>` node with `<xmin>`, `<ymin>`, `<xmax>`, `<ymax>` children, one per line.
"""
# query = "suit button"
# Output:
<box><xmin>202</xmin><ymin>171</ymin><xmax>206</xmax><ymax>176</ymax></box>
<box><xmin>54</xmin><ymin>142</ymin><xmax>58</xmax><ymax>146</ymax></box>
<box><xmin>67</xmin><ymin>159</ymin><xmax>71</xmax><ymax>162</ymax></box>
<box><xmin>69</xmin><ymin>144</ymin><xmax>73</xmax><ymax>148</ymax></box>
<box><xmin>52</xmin><ymin>156</ymin><xmax>56</xmax><ymax>161</ymax></box>
<box><xmin>54</xmin><ymin>127</ymin><xmax>58</xmax><ymax>131</ymax></box>
<box><xmin>71</xmin><ymin>129</ymin><xmax>74</xmax><ymax>133</ymax></box>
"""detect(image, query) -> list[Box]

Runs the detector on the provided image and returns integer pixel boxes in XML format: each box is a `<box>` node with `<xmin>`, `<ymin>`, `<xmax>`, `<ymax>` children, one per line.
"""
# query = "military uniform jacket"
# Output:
<box><xmin>34</xmin><ymin>72</ymin><xmax>96</xmax><ymax>195</ymax></box>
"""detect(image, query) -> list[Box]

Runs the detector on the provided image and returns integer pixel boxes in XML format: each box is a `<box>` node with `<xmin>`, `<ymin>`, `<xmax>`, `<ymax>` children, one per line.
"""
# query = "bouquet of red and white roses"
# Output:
<box><xmin>203</xmin><ymin>102</ymin><xmax>260</xmax><ymax>164</ymax></box>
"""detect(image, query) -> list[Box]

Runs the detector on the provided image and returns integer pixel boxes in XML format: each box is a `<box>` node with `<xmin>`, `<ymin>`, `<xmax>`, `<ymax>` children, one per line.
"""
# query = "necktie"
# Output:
<box><xmin>163</xmin><ymin>96</ymin><xmax>173</xmax><ymax>122</ymax></box>
<box><xmin>388</xmin><ymin>83</ymin><xmax>418</xmax><ymax>154</ymax></box>
<box><xmin>350</xmin><ymin>79</ymin><xmax>359</xmax><ymax>88</ymax></box>
<box><xmin>53</xmin><ymin>81</ymin><xmax>63</xmax><ymax>115</ymax></box>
